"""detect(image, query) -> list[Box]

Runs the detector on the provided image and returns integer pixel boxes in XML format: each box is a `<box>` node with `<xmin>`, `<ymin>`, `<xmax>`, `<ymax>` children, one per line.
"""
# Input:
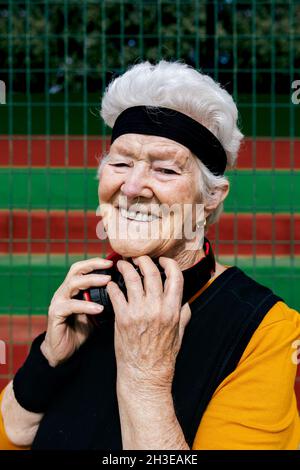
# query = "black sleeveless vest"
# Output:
<box><xmin>32</xmin><ymin>266</ymin><xmax>282</xmax><ymax>449</ymax></box>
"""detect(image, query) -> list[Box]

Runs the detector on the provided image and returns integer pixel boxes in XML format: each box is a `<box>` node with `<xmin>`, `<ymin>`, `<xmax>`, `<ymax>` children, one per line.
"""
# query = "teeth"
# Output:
<box><xmin>119</xmin><ymin>208</ymin><xmax>158</xmax><ymax>222</ymax></box>
<box><xmin>135</xmin><ymin>212</ymin><xmax>144</xmax><ymax>221</ymax></box>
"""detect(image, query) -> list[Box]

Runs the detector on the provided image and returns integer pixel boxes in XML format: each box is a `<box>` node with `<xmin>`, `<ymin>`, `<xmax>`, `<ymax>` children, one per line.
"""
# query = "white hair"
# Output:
<box><xmin>99</xmin><ymin>60</ymin><xmax>244</xmax><ymax>227</ymax></box>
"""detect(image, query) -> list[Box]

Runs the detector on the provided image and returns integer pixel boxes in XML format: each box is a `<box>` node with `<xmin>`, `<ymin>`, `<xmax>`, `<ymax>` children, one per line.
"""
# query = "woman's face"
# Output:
<box><xmin>98</xmin><ymin>133</ymin><xmax>203</xmax><ymax>258</ymax></box>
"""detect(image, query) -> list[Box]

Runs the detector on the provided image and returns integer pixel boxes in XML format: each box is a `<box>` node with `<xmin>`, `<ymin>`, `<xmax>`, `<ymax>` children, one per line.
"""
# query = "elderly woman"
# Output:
<box><xmin>0</xmin><ymin>61</ymin><xmax>299</xmax><ymax>450</ymax></box>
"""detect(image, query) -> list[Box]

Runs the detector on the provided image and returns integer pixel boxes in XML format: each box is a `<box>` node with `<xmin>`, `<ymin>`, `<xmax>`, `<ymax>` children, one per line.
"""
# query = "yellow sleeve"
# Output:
<box><xmin>0</xmin><ymin>387</ymin><xmax>30</xmax><ymax>450</ymax></box>
<box><xmin>192</xmin><ymin>301</ymin><xmax>300</xmax><ymax>450</ymax></box>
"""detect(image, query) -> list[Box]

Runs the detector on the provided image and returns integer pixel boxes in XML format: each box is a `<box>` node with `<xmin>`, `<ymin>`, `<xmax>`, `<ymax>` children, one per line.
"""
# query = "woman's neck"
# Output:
<box><xmin>157</xmin><ymin>236</ymin><xmax>206</xmax><ymax>271</ymax></box>
<box><xmin>171</xmin><ymin>247</ymin><xmax>206</xmax><ymax>271</ymax></box>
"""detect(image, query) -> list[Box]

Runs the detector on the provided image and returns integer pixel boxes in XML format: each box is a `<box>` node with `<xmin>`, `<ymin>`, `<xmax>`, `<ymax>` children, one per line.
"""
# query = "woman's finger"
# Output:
<box><xmin>158</xmin><ymin>256</ymin><xmax>183</xmax><ymax>312</ymax></box>
<box><xmin>106</xmin><ymin>281</ymin><xmax>127</xmax><ymax>316</ymax></box>
<box><xmin>131</xmin><ymin>256</ymin><xmax>163</xmax><ymax>298</ymax></box>
<box><xmin>178</xmin><ymin>302</ymin><xmax>192</xmax><ymax>342</ymax></box>
<box><xmin>116</xmin><ymin>260</ymin><xmax>144</xmax><ymax>304</ymax></box>
<box><xmin>68</xmin><ymin>257</ymin><xmax>113</xmax><ymax>277</ymax></box>
<box><xmin>67</xmin><ymin>273</ymin><xmax>111</xmax><ymax>297</ymax></box>
<box><xmin>50</xmin><ymin>298</ymin><xmax>104</xmax><ymax>320</ymax></box>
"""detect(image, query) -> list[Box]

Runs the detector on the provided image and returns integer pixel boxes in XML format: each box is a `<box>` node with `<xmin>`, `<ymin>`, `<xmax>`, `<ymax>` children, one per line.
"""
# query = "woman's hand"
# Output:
<box><xmin>106</xmin><ymin>256</ymin><xmax>191</xmax><ymax>391</ymax></box>
<box><xmin>41</xmin><ymin>257</ymin><xmax>113</xmax><ymax>367</ymax></box>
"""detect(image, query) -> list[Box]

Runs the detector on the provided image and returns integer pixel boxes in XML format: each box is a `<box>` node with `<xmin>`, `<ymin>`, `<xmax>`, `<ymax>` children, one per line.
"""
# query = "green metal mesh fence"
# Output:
<box><xmin>0</xmin><ymin>0</ymin><xmax>299</xmax><ymax>388</ymax></box>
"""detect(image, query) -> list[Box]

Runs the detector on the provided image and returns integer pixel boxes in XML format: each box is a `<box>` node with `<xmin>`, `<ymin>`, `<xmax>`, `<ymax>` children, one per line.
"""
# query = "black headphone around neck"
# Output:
<box><xmin>73</xmin><ymin>238</ymin><xmax>215</xmax><ymax>327</ymax></box>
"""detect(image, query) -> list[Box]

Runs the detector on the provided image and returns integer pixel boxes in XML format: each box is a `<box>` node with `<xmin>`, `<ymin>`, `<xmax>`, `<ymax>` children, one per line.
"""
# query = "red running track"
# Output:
<box><xmin>0</xmin><ymin>210</ymin><xmax>299</xmax><ymax>256</ymax></box>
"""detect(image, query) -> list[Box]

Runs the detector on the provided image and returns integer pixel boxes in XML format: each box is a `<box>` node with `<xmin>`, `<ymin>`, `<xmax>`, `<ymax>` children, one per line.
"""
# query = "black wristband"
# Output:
<box><xmin>13</xmin><ymin>332</ymin><xmax>83</xmax><ymax>413</ymax></box>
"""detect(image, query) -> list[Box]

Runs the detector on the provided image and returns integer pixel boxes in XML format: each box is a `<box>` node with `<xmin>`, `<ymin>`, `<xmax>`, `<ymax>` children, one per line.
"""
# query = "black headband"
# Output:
<box><xmin>110</xmin><ymin>106</ymin><xmax>227</xmax><ymax>176</ymax></box>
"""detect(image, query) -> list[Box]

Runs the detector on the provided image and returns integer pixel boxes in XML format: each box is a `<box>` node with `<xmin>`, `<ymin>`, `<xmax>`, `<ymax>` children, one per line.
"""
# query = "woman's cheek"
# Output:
<box><xmin>99</xmin><ymin>169</ymin><xmax>119</xmax><ymax>201</ymax></box>
<box><xmin>98</xmin><ymin>182</ymin><xmax>110</xmax><ymax>203</ymax></box>
<box><xmin>158</xmin><ymin>181</ymin><xmax>196</xmax><ymax>206</ymax></box>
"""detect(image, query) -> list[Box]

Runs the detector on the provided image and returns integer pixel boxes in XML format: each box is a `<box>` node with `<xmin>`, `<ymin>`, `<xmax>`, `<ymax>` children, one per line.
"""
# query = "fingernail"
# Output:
<box><xmin>92</xmin><ymin>304</ymin><xmax>103</xmax><ymax>312</ymax></box>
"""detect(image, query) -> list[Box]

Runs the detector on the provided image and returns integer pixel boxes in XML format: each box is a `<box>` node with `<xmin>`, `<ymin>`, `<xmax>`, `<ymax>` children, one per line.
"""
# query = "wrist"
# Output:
<box><xmin>117</xmin><ymin>365</ymin><xmax>173</xmax><ymax>396</ymax></box>
<box><xmin>40</xmin><ymin>340</ymin><xmax>58</xmax><ymax>368</ymax></box>
<box><xmin>13</xmin><ymin>332</ymin><xmax>84</xmax><ymax>413</ymax></box>
<box><xmin>117</xmin><ymin>376</ymin><xmax>172</xmax><ymax>402</ymax></box>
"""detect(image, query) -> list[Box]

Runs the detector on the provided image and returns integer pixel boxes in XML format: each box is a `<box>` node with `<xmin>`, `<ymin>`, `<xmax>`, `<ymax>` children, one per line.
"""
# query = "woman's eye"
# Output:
<box><xmin>157</xmin><ymin>168</ymin><xmax>179</xmax><ymax>175</ymax></box>
<box><xmin>109</xmin><ymin>163</ymin><xmax>129</xmax><ymax>167</ymax></box>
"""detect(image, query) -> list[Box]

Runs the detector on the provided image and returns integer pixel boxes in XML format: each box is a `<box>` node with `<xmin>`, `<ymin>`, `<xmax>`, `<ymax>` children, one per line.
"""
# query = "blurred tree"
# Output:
<box><xmin>0</xmin><ymin>0</ymin><xmax>299</xmax><ymax>95</ymax></box>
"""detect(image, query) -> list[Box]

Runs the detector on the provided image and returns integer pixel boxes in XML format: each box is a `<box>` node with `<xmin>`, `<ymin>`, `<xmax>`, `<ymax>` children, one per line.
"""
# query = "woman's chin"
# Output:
<box><xmin>108</xmin><ymin>239</ymin><xmax>155</xmax><ymax>258</ymax></box>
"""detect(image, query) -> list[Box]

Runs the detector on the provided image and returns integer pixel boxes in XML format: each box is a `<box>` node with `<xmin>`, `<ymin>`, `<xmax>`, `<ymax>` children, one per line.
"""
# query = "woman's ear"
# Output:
<box><xmin>204</xmin><ymin>181</ymin><xmax>230</xmax><ymax>219</ymax></box>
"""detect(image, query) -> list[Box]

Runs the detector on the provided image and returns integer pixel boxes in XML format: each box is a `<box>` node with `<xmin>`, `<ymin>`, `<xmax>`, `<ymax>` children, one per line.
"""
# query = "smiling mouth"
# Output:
<box><xmin>118</xmin><ymin>207</ymin><xmax>159</xmax><ymax>222</ymax></box>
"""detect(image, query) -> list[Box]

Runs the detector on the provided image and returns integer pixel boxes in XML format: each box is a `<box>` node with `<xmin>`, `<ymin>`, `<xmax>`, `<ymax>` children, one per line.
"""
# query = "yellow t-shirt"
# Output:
<box><xmin>0</xmin><ymin>279</ymin><xmax>299</xmax><ymax>450</ymax></box>
<box><xmin>192</xmin><ymin>299</ymin><xmax>300</xmax><ymax>449</ymax></box>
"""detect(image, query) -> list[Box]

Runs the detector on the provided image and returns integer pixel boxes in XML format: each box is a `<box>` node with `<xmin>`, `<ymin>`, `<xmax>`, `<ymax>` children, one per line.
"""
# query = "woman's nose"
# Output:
<box><xmin>120</xmin><ymin>165</ymin><xmax>153</xmax><ymax>199</ymax></box>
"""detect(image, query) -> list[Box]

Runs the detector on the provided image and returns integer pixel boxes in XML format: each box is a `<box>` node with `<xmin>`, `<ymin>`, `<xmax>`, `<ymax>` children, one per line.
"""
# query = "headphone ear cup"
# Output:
<box><xmin>98</xmin><ymin>286</ymin><xmax>110</xmax><ymax>309</ymax></box>
<box><xmin>76</xmin><ymin>261</ymin><xmax>167</xmax><ymax>327</ymax></box>
<box><xmin>89</xmin><ymin>268</ymin><xmax>113</xmax><ymax>307</ymax></box>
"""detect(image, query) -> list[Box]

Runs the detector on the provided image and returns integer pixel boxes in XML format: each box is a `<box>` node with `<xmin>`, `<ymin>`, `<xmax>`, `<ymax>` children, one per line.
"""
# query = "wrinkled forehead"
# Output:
<box><xmin>110</xmin><ymin>133</ymin><xmax>193</xmax><ymax>163</ymax></box>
